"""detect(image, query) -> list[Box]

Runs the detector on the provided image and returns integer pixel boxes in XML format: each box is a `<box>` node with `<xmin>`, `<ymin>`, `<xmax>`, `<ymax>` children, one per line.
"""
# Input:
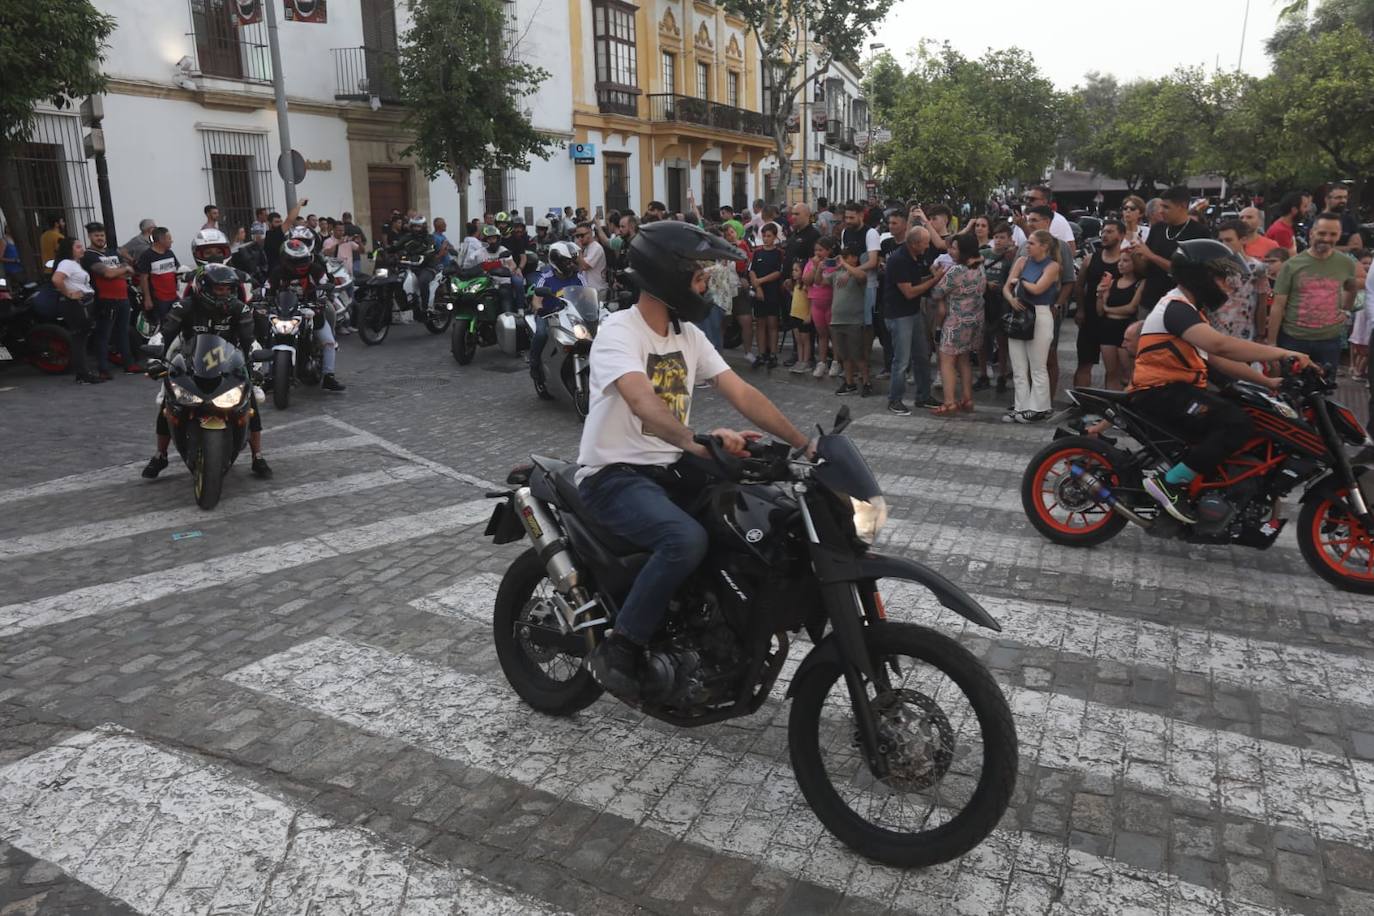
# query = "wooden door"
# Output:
<box><xmin>368</xmin><ymin>166</ymin><xmax>410</xmax><ymax>243</ymax></box>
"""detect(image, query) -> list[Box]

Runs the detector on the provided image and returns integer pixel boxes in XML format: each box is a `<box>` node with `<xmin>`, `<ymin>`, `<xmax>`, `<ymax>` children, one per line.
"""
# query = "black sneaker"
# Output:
<box><xmin>1145</xmin><ymin>476</ymin><xmax>1197</xmax><ymax>524</ymax></box>
<box><xmin>1015</xmin><ymin>410</ymin><xmax>1053</xmax><ymax>424</ymax></box>
<box><xmin>766</xmin><ymin>354</ymin><xmax>778</xmax><ymax>369</ymax></box>
<box><xmin>835</xmin><ymin>382</ymin><xmax>857</xmax><ymax>396</ymax></box>
<box><xmin>861</xmin><ymin>383</ymin><xmax>873</xmax><ymax>398</ymax></box>
<box><xmin>251</xmin><ymin>455</ymin><xmax>273</xmax><ymax>479</ymax></box>
<box><xmin>141</xmin><ymin>454</ymin><xmax>168</xmax><ymax>479</ymax></box>
<box><xmin>918</xmin><ymin>396</ymin><xmax>942</xmax><ymax>409</ymax></box>
<box><xmin>887</xmin><ymin>400</ymin><xmax>911</xmax><ymax>416</ymax></box>
<box><xmin>586</xmin><ymin>634</ymin><xmax>642</xmax><ymax>701</ymax></box>
<box><xmin>321</xmin><ymin>374</ymin><xmax>346</xmax><ymax>392</ymax></box>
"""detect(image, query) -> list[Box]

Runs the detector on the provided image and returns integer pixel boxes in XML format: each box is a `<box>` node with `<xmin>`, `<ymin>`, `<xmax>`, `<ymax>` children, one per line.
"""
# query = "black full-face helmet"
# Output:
<box><xmin>1170</xmin><ymin>238</ymin><xmax>1246</xmax><ymax>310</ymax></box>
<box><xmin>626</xmin><ymin>221</ymin><xmax>744</xmax><ymax>322</ymax></box>
<box><xmin>194</xmin><ymin>263</ymin><xmax>240</xmax><ymax>315</ymax></box>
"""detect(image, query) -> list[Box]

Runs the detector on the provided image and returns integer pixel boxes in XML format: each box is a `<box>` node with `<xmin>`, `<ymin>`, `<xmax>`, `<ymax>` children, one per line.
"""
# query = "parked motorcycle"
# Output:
<box><xmin>482</xmin><ymin>406</ymin><xmax>1017</xmax><ymax>867</ymax></box>
<box><xmin>0</xmin><ymin>275</ymin><xmax>71</xmax><ymax>373</ymax></box>
<box><xmin>1021</xmin><ymin>362</ymin><xmax>1374</xmax><ymax>593</ymax></box>
<box><xmin>264</xmin><ymin>285</ymin><xmax>327</xmax><ymax>410</ymax></box>
<box><xmin>520</xmin><ymin>287</ymin><xmax>606</xmax><ymax>418</ymax></box>
<box><xmin>143</xmin><ymin>333</ymin><xmax>264</xmax><ymax>510</ymax></box>
<box><xmin>448</xmin><ymin>265</ymin><xmax>517</xmax><ymax>365</ymax></box>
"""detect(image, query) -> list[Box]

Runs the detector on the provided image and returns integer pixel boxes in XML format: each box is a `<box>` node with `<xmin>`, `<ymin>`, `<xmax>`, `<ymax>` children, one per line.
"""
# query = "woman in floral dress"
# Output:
<box><xmin>931</xmin><ymin>233</ymin><xmax>987</xmax><ymax>415</ymax></box>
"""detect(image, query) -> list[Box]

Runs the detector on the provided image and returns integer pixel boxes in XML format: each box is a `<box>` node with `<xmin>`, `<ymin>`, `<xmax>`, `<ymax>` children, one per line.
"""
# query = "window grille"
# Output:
<box><xmin>199</xmin><ymin>128</ymin><xmax>274</xmax><ymax>237</ymax></box>
<box><xmin>4</xmin><ymin>112</ymin><xmax>95</xmax><ymax>255</ymax></box>
<box><xmin>188</xmin><ymin>0</ymin><xmax>272</xmax><ymax>83</ymax></box>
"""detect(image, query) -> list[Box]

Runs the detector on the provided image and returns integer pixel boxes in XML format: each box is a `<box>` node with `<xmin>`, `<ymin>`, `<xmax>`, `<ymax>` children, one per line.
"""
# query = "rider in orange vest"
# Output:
<box><xmin>1129</xmin><ymin>239</ymin><xmax>1313</xmax><ymax>523</ymax></box>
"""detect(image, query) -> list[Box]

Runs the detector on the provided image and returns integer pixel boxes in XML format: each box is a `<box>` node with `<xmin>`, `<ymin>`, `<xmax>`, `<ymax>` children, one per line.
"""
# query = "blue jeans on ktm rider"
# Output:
<box><xmin>885</xmin><ymin>312</ymin><xmax>932</xmax><ymax>404</ymax></box>
<box><xmin>577</xmin><ymin>466</ymin><xmax>708</xmax><ymax>646</ymax></box>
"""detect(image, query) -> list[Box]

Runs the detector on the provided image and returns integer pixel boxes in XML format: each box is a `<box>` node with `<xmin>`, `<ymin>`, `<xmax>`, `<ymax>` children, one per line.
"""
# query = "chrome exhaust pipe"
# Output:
<box><xmin>511</xmin><ymin>487</ymin><xmax>608</xmax><ymax>633</ymax></box>
<box><xmin>1068</xmin><ymin>464</ymin><xmax>1153</xmax><ymax>529</ymax></box>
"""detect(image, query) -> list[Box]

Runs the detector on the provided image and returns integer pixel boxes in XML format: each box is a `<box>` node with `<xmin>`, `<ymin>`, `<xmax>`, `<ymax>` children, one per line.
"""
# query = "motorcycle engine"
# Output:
<box><xmin>1193</xmin><ymin>480</ymin><xmax>1266</xmax><ymax>540</ymax></box>
<box><xmin>657</xmin><ymin>588</ymin><xmax>747</xmax><ymax>712</ymax></box>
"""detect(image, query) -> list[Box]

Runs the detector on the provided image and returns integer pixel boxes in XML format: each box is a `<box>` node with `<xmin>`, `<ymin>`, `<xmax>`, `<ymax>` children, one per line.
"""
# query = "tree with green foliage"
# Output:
<box><xmin>0</xmin><ymin>0</ymin><xmax>115</xmax><ymax>274</ymax></box>
<box><xmin>397</xmin><ymin>0</ymin><xmax>553</xmax><ymax>224</ymax></box>
<box><xmin>1070</xmin><ymin>75</ymin><xmax>1201</xmax><ymax>193</ymax></box>
<box><xmin>721</xmin><ymin>0</ymin><xmax>893</xmax><ymax>201</ymax></box>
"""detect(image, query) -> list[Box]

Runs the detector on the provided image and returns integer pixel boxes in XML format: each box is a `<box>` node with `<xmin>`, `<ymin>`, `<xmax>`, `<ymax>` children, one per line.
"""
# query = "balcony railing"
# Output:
<box><xmin>647</xmin><ymin>94</ymin><xmax>768</xmax><ymax>136</ymax></box>
<box><xmin>596</xmin><ymin>85</ymin><xmax>640</xmax><ymax>117</ymax></box>
<box><xmin>332</xmin><ymin>47</ymin><xmax>401</xmax><ymax>104</ymax></box>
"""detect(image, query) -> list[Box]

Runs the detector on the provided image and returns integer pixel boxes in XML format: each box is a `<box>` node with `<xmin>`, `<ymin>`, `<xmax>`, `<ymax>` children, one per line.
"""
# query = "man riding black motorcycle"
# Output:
<box><xmin>141</xmin><ymin>264</ymin><xmax>272</xmax><ymax>480</ymax></box>
<box><xmin>231</xmin><ymin>226</ymin><xmax>269</xmax><ymax>284</ymax></box>
<box><xmin>528</xmin><ymin>240</ymin><xmax>582</xmax><ymax>399</ymax></box>
<box><xmin>576</xmin><ymin>220</ymin><xmax>815</xmax><ymax>700</ymax></box>
<box><xmin>1130</xmin><ymin>238</ymin><xmax>1313</xmax><ymax>523</ymax></box>
<box><xmin>389</xmin><ymin>215</ymin><xmax>438</xmax><ymax>320</ymax></box>
<box><xmin>265</xmin><ymin>238</ymin><xmax>345</xmax><ymax>391</ymax></box>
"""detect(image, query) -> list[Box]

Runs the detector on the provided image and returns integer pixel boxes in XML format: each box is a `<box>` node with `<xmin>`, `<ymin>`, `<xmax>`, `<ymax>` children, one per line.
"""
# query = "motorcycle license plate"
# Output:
<box><xmin>0</xmin><ymin>346</ymin><xmax>12</xmax><ymax>361</ymax></box>
<box><xmin>200</xmin><ymin>416</ymin><xmax>227</xmax><ymax>430</ymax></box>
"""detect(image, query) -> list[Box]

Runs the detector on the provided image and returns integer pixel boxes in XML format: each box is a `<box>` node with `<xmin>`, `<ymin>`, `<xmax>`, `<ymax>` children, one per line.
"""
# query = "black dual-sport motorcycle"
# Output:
<box><xmin>483</xmin><ymin>407</ymin><xmax>1017</xmax><ymax>867</ymax></box>
<box><xmin>1022</xmin><ymin>362</ymin><xmax>1374</xmax><ymax>593</ymax></box>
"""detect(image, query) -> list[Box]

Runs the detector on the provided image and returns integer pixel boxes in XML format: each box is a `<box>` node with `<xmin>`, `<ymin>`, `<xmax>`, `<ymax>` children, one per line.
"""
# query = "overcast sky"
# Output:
<box><xmin>878</xmin><ymin>0</ymin><xmax>1283</xmax><ymax>90</ymax></box>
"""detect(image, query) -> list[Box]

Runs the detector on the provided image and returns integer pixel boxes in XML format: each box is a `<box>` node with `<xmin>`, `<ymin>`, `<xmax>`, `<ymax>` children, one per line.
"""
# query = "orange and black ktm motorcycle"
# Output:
<box><xmin>1021</xmin><ymin>362</ymin><xmax>1374</xmax><ymax>593</ymax></box>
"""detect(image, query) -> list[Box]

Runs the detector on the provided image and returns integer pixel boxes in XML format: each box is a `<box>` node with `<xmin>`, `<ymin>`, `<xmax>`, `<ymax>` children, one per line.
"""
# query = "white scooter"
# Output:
<box><xmin>511</xmin><ymin>287</ymin><xmax>612</xmax><ymax>420</ymax></box>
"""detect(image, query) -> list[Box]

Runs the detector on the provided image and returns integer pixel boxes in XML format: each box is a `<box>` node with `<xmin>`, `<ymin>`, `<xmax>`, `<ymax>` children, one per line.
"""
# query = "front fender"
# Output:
<box><xmin>1300</xmin><ymin>464</ymin><xmax>1371</xmax><ymax>504</ymax></box>
<box><xmin>856</xmin><ymin>552</ymin><xmax>1001</xmax><ymax>632</ymax></box>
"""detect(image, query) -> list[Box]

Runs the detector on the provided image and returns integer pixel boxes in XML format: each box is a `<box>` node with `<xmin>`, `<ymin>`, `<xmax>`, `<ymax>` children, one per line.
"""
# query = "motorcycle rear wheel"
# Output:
<box><xmin>1298</xmin><ymin>482</ymin><xmax>1374</xmax><ymax>594</ymax></box>
<box><xmin>27</xmin><ymin>324</ymin><xmax>72</xmax><ymax>374</ymax></box>
<box><xmin>272</xmin><ymin>350</ymin><xmax>291</xmax><ymax>410</ymax></box>
<box><xmin>493</xmin><ymin>548</ymin><xmax>602</xmax><ymax>715</ymax></box>
<box><xmin>788</xmin><ymin>621</ymin><xmax>1017</xmax><ymax>868</ymax></box>
<box><xmin>1021</xmin><ymin>436</ymin><xmax>1129</xmax><ymax>547</ymax></box>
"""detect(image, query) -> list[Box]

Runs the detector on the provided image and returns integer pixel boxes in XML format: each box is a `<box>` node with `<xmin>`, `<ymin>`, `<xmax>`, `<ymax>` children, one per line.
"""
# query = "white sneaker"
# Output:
<box><xmin>789</xmin><ymin>361</ymin><xmax>810</xmax><ymax>374</ymax></box>
<box><xmin>747</xmin><ymin>352</ymin><xmax>760</xmax><ymax>367</ymax></box>
<box><xmin>813</xmin><ymin>360</ymin><xmax>828</xmax><ymax>378</ymax></box>
<box><xmin>829</xmin><ymin>361</ymin><xmax>843</xmax><ymax>377</ymax></box>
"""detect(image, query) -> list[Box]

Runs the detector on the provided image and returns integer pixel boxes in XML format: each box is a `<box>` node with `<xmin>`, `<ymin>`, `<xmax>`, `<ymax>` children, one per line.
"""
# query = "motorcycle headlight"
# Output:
<box><xmin>174</xmin><ymin>389</ymin><xmax>203</xmax><ymax>406</ymax></box>
<box><xmin>572</xmin><ymin>322</ymin><xmax>591</xmax><ymax>341</ymax></box>
<box><xmin>211</xmin><ymin>388</ymin><xmax>243</xmax><ymax>409</ymax></box>
<box><xmin>271</xmin><ymin>317</ymin><xmax>301</xmax><ymax>334</ymax></box>
<box><xmin>373</xmin><ymin>268</ymin><xmax>389</xmax><ymax>279</ymax></box>
<box><xmin>476</xmin><ymin>303</ymin><xmax>485</xmax><ymax>311</ymax></box>
<box><xmin>550</xmin><ymin>325</ymin><xmax>578</xmax><ymax>347</ymax></box>
<box><xmin>850</xmin><ymin>496</ymin><xmax>889</xmax><ymax>545</ymax></box>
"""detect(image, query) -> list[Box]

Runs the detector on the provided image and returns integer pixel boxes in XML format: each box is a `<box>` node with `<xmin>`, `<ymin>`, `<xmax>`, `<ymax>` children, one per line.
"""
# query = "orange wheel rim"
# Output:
<box><xmin>1311</xmin><ymin>497</ymin><xmax>1374</xmax><ymax>582</ymax></box>
<box><xmin>1032</xmin><ymin>448</ymin><xmax>1119</xmax><ymax>536</ymax></box>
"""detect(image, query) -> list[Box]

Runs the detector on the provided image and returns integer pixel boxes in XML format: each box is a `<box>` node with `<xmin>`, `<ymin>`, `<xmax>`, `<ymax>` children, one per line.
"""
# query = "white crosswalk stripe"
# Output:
<box><xmin>0</xmin><ymin>500</ymin><xmax>493</xmax><ymax>637</ymax></box>
<box><xmin>227</xmin><ymin>636</ymin><xmax>1293</xmax><ymax>915</ymax></box>
<box><xmin>0</xmin><ymin>464</ymin><xmax>436</xmax><ymax>561</ymax></box>
<box><xmin>0</xmin><ymin>726</ymin><xmax>564</xmax><ymax>915</ymax></box>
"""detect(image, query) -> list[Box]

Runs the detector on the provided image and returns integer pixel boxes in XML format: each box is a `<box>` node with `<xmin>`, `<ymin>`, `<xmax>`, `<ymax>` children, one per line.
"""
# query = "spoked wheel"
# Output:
<box><xmin>788</xmin><ymin>622</ymin><xmax>1017</xmax><ymax>868</ymax></box>
<box><xmin>492</xmin><ymin>548</ymin><xmax>602</xmax><ymax>715</ymax></box>
<box><xmin>1298</xmin><ymin>485</ymin><xmax>1374</xmax><ymax>594</ymax></box>
<box><xmin>1021</xmin><ymin>436</ymin><xmax>1130</xmax><ymax>547</ymax></box>
<box><xmin>424</xmin><ymin>301</ymin><xmax>453</xmax><ymax>334</ymax></box>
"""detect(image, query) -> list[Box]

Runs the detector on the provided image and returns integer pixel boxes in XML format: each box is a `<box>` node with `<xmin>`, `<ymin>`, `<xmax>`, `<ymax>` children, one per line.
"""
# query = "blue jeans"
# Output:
<box><xmin>694</xmin><ymin>308</ymin><xmax>723</xmax><ymax>349</ymax></box>
<box><xmin>1276</xmin><ymin>331</ymin><xmax>1342</xmax><ymax>378</ymax></box>
<box><xmin>509</xmin><ymin>273</ymin><xmax>526</xmax><ymax>307</ymax></box>
<box><xmin>886</xmin><ymin>312</ymin><xmax>932</xmax><ymax>404</ymax></box>
<box><xmin>94</xmin><ymin>299</ymin><xmax>131</xmax><ymax>372</ymax></box>
<box><xmin>578</xmin><ymin>467</ymin><xmax>708</xmax><ymax>645</ymax></box>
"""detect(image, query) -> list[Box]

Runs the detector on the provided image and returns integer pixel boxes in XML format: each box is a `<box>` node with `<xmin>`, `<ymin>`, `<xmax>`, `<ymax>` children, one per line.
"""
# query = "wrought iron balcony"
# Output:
<box><xmin>331</xmin><ymin>47</ymin><xmax>400</xmax><ymax>104</ymax></box>
<box><xmin>596</xmin><ymin>85</ymin><xmax>640</xmax><ymax>117</ymax></box>
<box><xmin>647</xmin><ymin>94</ymin><xmax>769</xmax><ymax>137</ymax></box>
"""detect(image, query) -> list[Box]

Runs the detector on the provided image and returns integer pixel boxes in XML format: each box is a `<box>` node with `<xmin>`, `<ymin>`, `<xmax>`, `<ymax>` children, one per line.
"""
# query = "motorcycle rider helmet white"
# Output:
<box><xmin>191</xmin><ymin>228</ymin><xmax>230</xmax><ymax>265</ymax></box>
<box><xmin>280</xmin><ymin>238</ymin><xmax>314</xmax><ymax>274</ymax></box>
<box><xmin>534</xmin><ymin>217</ymin><xmax>551</xmax><ymax>231</ymax></box>
<box><xmin>408</xmin><ymin>214</ymin><xmax>426</xmax><ymax>229</ymax></box>
<box><xmin>547</xmin><ymin>241</ymin><xmax>579</xmax><ymax>279</ymax></box>
<box><xmin>287</xmin><ymin>225</ymin><xmax>317</xmax><ymax>253</ymax></box>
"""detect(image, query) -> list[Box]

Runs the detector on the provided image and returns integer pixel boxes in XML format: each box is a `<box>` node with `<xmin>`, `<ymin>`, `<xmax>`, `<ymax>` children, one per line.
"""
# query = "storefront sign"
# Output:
<box><xmin>304</xmin><ymin>159</ymin><xmax>332</xmax><ymax>171</ymax></box>
<box><xmin>569</xmin><ymin>143</ymin><xmax>596</xmax><ymax>165</ymax></box>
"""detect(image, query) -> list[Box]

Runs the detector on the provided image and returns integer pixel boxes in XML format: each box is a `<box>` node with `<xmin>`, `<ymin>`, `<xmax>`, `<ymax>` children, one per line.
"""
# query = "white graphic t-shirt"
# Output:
<box><xmin>576</xmin><ymin>305</ymin><xmax>729</xmax><ymax>481</ymax></box>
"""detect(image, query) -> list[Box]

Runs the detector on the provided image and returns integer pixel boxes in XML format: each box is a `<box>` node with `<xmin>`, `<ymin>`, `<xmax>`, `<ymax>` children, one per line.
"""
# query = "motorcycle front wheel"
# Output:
<box><xmin>424</xmin><ymin>301</ymin><xmax>453</xmax><ymax>334</ymax></box>
<box><xmin>493</xmin><ymin>548</ymin><xmax>602</xmax><ymax>716</ymax></box>
<box><xmin>451</xmin><ymin>320</ymin><xmax>477</xmax><ymax>365</ymax></box>
<box><xmin>788</xmin><ymin>621</ymin><xmax>1017</xmax><ymax>868</ymax></box>
<box><xmin>193</xmin><ymin>426</ymin><xmax>230</xmax><ymax>511</ymax></box>
<box><xmin>355</xmin><ymin>292</ymin><xmax>390</xmax><ymax>346</ymax></box>
<box><xmin>1298</xmin><ymin>480</ymin><xmax>1374</xmax><ymax>594</ymax></box>
<box><xmin>272</xmin><ymin>350</ymin><xmax>291</xmax><ymax>410</ymax></box>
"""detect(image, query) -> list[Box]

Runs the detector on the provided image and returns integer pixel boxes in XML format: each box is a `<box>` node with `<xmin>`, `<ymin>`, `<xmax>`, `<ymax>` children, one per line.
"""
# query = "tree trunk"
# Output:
<box><xmin>455</xmin><ymin>163</ymin><xmax>470</xmax><ymax>227</ymax></box>
<box><xmin>772</xmin><ymin>122</ymin><xmax>791</xmax><ymax>206</ymax></box>
<box><xmin>0</xmin><ymin>154</ymin><xmax>37</xmax><ymax>278</ymax></box>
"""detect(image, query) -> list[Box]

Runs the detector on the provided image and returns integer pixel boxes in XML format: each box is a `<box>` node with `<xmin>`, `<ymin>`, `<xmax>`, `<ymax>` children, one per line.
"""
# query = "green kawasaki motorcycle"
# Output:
<box><xmin>448</xmin><ymin>265</ymin><xmax>520</xmax><ymax>365</ymax></box>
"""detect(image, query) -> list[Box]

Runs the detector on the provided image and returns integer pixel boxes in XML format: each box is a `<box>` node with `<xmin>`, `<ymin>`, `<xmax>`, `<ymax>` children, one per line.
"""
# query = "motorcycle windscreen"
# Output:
<box><xmin>812</xmin><ymin>434</ymin><xmax>882</xmax><ymax>501</ymax></box>
<box><xmin>559</xmin><ymin>287</ymin><xmax>601</xmax><ymax>324</ymax></box>
<box><xmin>189</xmin><ymin>334</ymin><xmax>246</xmax><ymax>381</ymax></box>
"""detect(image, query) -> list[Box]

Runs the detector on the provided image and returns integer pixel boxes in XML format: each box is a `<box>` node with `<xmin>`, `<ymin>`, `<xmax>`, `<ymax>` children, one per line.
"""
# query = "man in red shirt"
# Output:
<box><xmin>82</xmin><ymin>222</ymin><xmax>139</xmax><ymax>377</ymax></box>
<box><xmin>1264</xmin><ymin>193</ymin><xmax>1302</xmax><ymax>255</ymax></box>
<box><xmin>136</xmin><ymin>228</ymin><xmax>181</xmax><ymax>322</ymax></box>
<box><xmin>1239</xmin><ymin>207</ymin><xmax>1279</xmax><ymax>260</ymax></box>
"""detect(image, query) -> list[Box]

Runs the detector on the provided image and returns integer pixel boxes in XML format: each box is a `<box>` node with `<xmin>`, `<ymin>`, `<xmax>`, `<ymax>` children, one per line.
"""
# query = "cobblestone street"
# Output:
<box><xmin>2</xmin><ymin>323</ymin><xmax>1373</xmax><ymax>915</ymax></box>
